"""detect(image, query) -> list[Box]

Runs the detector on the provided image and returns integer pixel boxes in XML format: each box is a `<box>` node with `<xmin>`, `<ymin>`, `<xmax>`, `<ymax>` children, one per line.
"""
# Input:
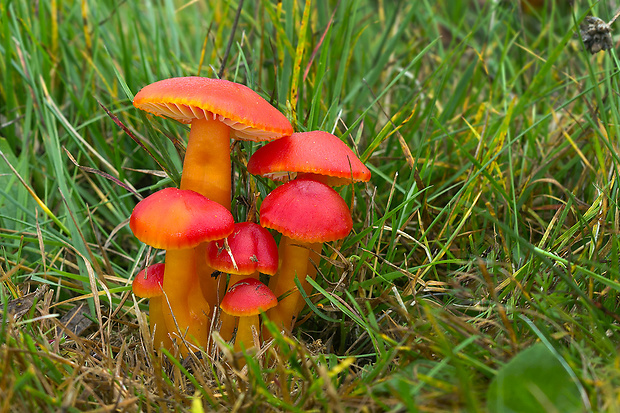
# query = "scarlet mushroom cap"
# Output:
<box><xmin>220</xmin><ymin>278</ymin><xmax>278</xmax><ymax>317</ymax></box>
<box><xmin>132</xmin><ymin>263</ymin><xmax>165</xmax><ymax>298</ymax></box>
<box><xmin>133</xmin><ymin>77</ymin><xmax>293</xmax><ymax>141</ymax></box>
<box><xmin>206</xmin><ymin>222</ymin><xmax>279</xmax><ymax>276</ymax></box>
<box><xmin>260</xmin><ymin>178</ymin><xmax>353</xmax><ymax>243</ymax></box>
<box><xmin>247</xmin><ymin>131</ymin><xmax>371</xmax><ymax>186</ymax></box>
<box><xmin>129</xmin><ymin>187</ymin><xmax>234</xmax><ymax>250</ymax></box>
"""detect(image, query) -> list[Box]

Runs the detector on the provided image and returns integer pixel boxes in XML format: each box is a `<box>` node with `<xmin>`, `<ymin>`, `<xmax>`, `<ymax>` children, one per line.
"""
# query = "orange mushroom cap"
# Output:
<box><xmin>206</xmin><ymin>222</ymin><xmax>279</xmax><ymax>276</ymax></box>
<box><xmin>133</xmin><ymin>77</ymin><xmax>293</xmax><ymax>141</ymax></box>
<box><xmin>220</xmin><ymin>278</ymin><xmax>277</xmax><ymax>317</ymax></box>
<box><xmin>247</xmin><ymin>131</ymin><xmax>371</xmax><ymax>186</ymax></box>
<box><xmin>132</xmin><ymin>263</ymin><xmax>165</xmax><ymax>298</ymax></box>
<box><xmin>260</xmin><ymin>178</ymin><xmax>353</xmax><ymax>243</ymax></box>
<box><xmin>130</xmin><ymin>188</ymin><xmax>234</xmax><ymax>250</ymax></box>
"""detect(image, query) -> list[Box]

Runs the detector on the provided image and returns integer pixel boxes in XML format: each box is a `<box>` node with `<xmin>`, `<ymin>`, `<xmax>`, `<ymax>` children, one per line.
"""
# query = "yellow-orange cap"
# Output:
<box><xmin>133</xmin><ymin>77</ymin><xmax>293</xmax><ymax>141</ymax></box>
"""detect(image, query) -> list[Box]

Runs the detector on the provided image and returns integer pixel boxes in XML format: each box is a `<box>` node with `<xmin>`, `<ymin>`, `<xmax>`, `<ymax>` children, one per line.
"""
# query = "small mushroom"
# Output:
<box><xmin>220</xmin><ymin>278</ymin><xmax>277</xmax><ymax>352</ymax></box>
<box><xmin>205</xmin><ymin>222</ymin><xmax>278</xmax><ymax>341</ymax></box>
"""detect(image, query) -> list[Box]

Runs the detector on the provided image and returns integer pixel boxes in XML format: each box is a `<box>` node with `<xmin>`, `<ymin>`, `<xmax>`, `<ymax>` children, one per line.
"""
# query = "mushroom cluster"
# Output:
<box><xmin>128</xmin><ymin>77</ymin><xmax>370</xmax><ymax>357</ymax></box>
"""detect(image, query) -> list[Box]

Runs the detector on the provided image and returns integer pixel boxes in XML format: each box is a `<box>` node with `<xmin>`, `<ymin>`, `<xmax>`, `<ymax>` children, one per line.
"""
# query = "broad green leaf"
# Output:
<box><xmin>487</xmin><ymin>343</ymin><xmax>586</xmax><ymax>413</ymax></box>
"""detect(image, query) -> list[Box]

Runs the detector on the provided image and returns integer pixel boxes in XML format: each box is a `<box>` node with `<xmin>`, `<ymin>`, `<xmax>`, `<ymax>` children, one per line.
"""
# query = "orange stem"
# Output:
<box><xmin>264</xmin><ymin>237</ymin><xmax>319</xmax><ymax>334</ymax></box>
<box><xmin>162</xmin><ymin>249</ymin><xmax>210</xmax><ymax>355</ymax></box>
<box><xmin>180</xmin><ymin>118</ymin><xmax>231</xmax><ymax>208</ymax></box>
<box><xmin>180</xmin><ymin>118</ymin><xmax>232</xmax><ymax>328</ymax></box>
<box><xmin>293</xmin><ymin>244</ymin><xmax>322</xmax><ymax>318</ymax></box>
<box><xmin>235</xmin><ymin>315</ymin><xmax>259</xmax><ymax>353</ymax></box>
<box><xmin>149</xmin><ymin>296</ymin><xmax>172</xmax><ymax>350</ymax></box>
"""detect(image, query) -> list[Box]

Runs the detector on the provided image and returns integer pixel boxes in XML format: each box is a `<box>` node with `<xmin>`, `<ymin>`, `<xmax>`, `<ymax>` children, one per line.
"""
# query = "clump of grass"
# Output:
<box><xmin>2</xmin><ymin>0</ymin><xmax>620</xmax><ymax>411</ymax></box>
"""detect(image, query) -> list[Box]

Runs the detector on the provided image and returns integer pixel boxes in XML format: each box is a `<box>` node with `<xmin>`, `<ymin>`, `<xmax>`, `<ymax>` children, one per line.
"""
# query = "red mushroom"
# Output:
<box><xmin>132</xmin><ymin>263</ymin><xmax>171</xmax><ymax>350</ymax></box>
<box><xmin>220</xmin><ymin>278</ymin><xmax>277</xmax><ymax>352</ymax></box>
<box><xmin>205</xmin><ymin>222</ymin><xmax>278</xmax><ymax>341</ymax></box>
<box><xmin>247</xmin><ymin>131</ymin><xmax>371</xmax><ymax>186</ymax></box>
<box><xmin>133</xmin><ymin>77</ymin><xmax>293</xmax><ymax>209</ymax></box>
<box><xmin>130</xmin><ymin>187</ymin><xmax>234</xmax><ymax>354</ymax></box>
<box><xmin>259</xmin><ymin>178</ymin><xmax>353</xmax><ymax>333</ymax></box>
<box><xmin>248</xmin><ymin>130</ymin><xmax>370</xmax><ymax>320</ymax></box>
<box><xmin>133</xmin><ymin>77</ymin><xmax>293</xmax><ymax>310</ymax></box>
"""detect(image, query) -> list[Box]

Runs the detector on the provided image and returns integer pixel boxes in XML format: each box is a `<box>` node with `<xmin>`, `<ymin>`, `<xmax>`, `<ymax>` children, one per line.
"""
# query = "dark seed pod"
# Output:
<box><xmin>579</xmin><ymin>16</ymin><xmax>613</xmax><ymax>54</ymax></box>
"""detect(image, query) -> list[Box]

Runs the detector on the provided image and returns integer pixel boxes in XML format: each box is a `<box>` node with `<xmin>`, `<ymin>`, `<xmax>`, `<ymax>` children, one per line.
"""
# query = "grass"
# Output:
<box><xmin>1</xmin><ymin>0</ymin><xmax>620</xmax><ymax>411</ymax></box>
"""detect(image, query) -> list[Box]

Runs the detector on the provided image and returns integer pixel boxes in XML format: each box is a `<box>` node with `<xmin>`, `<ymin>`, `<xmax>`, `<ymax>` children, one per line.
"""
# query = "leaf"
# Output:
<box><xmin>487</xmin><ymin>343</ymin><xmax>586</xmax><ymax>413</ymax></box>
<box><xmin>1</xmin><ymin>285</ymin><xmax>49</xmax><ymax>320</ymax></box>
<box><xmin>0</xmin><ymin>137</ymin><xmax>31</xmax><ymax>231</ymax></box>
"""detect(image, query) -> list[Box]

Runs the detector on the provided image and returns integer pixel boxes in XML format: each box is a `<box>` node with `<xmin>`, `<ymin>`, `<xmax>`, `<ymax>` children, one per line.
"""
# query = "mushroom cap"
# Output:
<box><xmin>133</xmin><ymin>77</ymin><xmax>293</xmax><ymax>141</ymax></box>
<box><xmin>260</xmin><ymin>178</ymin><xmax>353</xmax><ymax>243</ymax></box>
<box><xmin>206</xmin><ymin>222</ymin><xmax>279</xmax><ymax>276</ymax></box>
<box><xmin>220</xmin><ymin>278</ymin><xmax>277</xmax><ymax>317</ymax></box>
<box><xmin>132</xmin><ymin>263</ymin><xmax>165</xmax><ymax>298</ymax></box>
<box><xmin>130</xmin><ymin>187</ymin><xmax>234</xmax><ymax>250</ymax></box>
<box><xmin>247</xmin><ymin>131</ymin><xmax>371</xmax><ymax>186</ymax></box>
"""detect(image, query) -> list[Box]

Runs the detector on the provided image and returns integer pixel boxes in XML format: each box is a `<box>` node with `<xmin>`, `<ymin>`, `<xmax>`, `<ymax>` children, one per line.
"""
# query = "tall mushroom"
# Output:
<box><xmin>259</xmin><ymin>178</ymin><xmax>353</xmax><ymax>333</ymax></box>
<box><xmin>205</xmin><ymin>222</ymin><xmax>278</xmax><ymax>341</ymax></box>
<box><xmin>130</xmin><ymin>187</ymin><xmax>234</xmax><ymax>354</ymax></box>
<box><xmin>133</xmin><ymin>77</ymin><xmax>293</xmax><ymax>309</ymax></box>
<box><xmin>132</xmin><ymin>263</ymin><xmax>171</xmax><ymax>350</ymax></box>
<box><xmin>133</xmin><ymin>77</ymin><xmax>293</xmax><ymax>208</ymax></box>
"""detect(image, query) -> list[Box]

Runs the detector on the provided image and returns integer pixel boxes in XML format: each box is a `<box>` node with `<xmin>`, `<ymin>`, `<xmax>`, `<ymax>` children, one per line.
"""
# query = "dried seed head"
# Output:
<box><xmin>580</xmin><ymin>16</ymin><xmax>613</xmax><ymax>54</ymax></box>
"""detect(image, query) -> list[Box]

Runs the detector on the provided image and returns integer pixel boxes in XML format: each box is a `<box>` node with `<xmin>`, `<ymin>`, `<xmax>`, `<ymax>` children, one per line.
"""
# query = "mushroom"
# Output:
<box><xmin>247</xmin><ymin>131</ymin><xmax>371</xmax><ymax>187</ymax></box>
<box><xmin>132</xmin><ymin>263</ymin><xmax>171</xmax><ymax>350</ymax></box>
<box><xmin>259</xmin><ymin>178</ymin><xmax>353</xmax><ymax>333</ymax></box>
<box><xmin>205</xmin><ymin>222</ymin><xmax>279</xmax><ymax>341</ymax></box>
<box><xmin>220</xmin><ymin>278</ymin><xmax>277</xmax><ymax>352</ymax></box>
<box><xmin>248</xmin><ymin>131</ymin><xmax>369</xmax><ymax>326</ymax></box>
<box><xmin>133</xmin><ymin>77</ymin><xmax>293</xmax><ymax>208</ymax></box>
<box><xmin>130</xmin><ymin>187</ymin><xmax>234</xmax><ymax>354</ymax></box>
<box><xmin>133</xmin><ymin>77</ymin><xmax>293</xmax><ymax>309</ymax></box>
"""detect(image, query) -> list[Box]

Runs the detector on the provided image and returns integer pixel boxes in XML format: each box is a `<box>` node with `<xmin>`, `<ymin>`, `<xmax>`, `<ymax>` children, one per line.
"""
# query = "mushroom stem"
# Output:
<box><xmin>162</xmin><ymin>248</ymin><xmax>210</xmax><ymax>354</ymax></box>
<box><xmin>219</xmin><ymin>271</ymin><xmax>260</xmax><ymax>341</ymax></box>
<box><xmin>180</xmin><ymin>118</ymin><xmax>231</xmax><ymax>328</ymax></box>
<box><xmin>265</xmin><ymin>237</ymin><xmax>322</xmax><ymax>334</ymax></box>
<box><xmin>293</xmin><ymin>245</ymin><xmax>321</xmax><ymax>318</ymax></box>
<box><xmin>195</xmin><ymin>243</ymin><xmax>220</xmax><ymax>310</ymax></box>
<box><xmin>235</xmin><ymin>314</ymin><xmax>260</xmax><ymax>352</ymax></box>
<box><xmin>180</xmin><ymin>118</ymin><xmax>231</xmax><ymax>209</ymax></box>
<box><xmin>149</xmin><ymin>297</ymin><xmax>172</xmax><ymax>350</ymax></box>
